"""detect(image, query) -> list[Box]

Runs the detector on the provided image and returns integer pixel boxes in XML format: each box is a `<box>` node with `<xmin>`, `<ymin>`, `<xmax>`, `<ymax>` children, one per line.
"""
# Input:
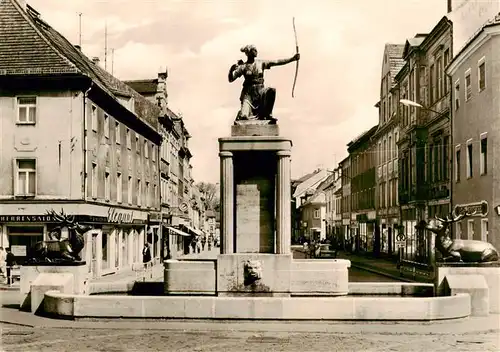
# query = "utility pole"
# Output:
<box><xmin>78</xmin><ymin>13</ymin><xmax>82</xmax><ymax>48</ymax></box>
<box><xmin>104</xmin><ymin>22</ymin><xmax>108</xmax><ymax>70</ymax></box>
<box><xmin>111</xmin><ymin>48</ymin><xmax>115</xmax><ymax>75</ymax></box>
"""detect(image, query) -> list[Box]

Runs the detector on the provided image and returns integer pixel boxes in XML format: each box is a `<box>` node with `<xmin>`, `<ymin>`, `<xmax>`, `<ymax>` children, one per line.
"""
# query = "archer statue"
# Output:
<box><xmin>228</xmin><ymin>44</ymin><xmax>300</xmax><ymax>124</ymax></box>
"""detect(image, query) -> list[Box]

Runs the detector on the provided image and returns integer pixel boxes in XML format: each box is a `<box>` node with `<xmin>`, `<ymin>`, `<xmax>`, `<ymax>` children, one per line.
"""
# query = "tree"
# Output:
<box><xmin>196</xmin><ymin>182</ymin><xmax>220</xmax><ymax>211</ymax></box>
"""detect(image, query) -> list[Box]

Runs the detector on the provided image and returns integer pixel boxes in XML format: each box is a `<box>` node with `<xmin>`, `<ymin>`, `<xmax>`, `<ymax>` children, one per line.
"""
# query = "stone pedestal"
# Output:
<box><xmin>436</xmin><ymin>262</ymin><xmax>500</xmax><ymax>314</ymax></box>
<box><xmin>219</xmin><ymin>134</ymin><xmax>292</xmax><ymax>256</ymax></box>
<box><xmin>20</xmin><ymin>262</ymin><xmax>89</xmax><ymax>311</ymax></box>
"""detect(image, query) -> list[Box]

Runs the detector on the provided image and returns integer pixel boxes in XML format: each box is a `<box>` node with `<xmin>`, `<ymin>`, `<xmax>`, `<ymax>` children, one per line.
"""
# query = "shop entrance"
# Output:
<box><xmin>7</xmin><ymin>226</ymin><xmax>43</xmax><ymax>264</ymax></box>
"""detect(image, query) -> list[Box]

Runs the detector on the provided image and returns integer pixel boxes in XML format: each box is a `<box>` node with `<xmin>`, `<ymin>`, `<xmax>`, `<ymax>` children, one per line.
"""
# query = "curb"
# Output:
<box><xmin>349</xmin><ymin>262</ymin><xmax>414</xmax><ymax>282</ymax></box>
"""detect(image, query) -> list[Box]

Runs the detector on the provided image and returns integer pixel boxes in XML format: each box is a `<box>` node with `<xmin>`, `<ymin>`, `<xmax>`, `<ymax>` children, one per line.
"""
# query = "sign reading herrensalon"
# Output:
<box><xmin>0</xmin><ymin>215</ymin><xmax>54</xmax><ymax>223</ymax></box>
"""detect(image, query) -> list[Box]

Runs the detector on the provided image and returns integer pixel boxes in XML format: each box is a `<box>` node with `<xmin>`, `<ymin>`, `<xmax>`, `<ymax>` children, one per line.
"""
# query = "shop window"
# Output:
<box><xmin>102</xmin><ymin>232</ymin><xmax>109</xmax><ymax>270</ymax></box>
<box><xmin>481</xmin><ymin>219</ymin><xmax>488</xmax><ymax>242</ymax></box>
<box><xmin>467</xmin><ymin>219</ymin><xmax>475</xmax><ymax>240</ymax></box>
<box><xmin>17</xmin><ymin>96</ymin><xmax>37</xmax><ymax>124</ymax></box>
<box><xmin>15</xmin><ymin>159</ymin><xmax>36</xmax><ymax>196</ymax></box>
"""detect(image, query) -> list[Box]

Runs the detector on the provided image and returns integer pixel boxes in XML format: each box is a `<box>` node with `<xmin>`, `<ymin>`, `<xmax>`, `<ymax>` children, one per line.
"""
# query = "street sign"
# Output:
<box><xmin>396</xmin><ymin>233</ymin><xmax>406</xmax><ymax>241</ymax></box>
<box><xmin>395</xmin><ymin>240</ymin><xmax>405</xmax><ymax>249</ymax></box>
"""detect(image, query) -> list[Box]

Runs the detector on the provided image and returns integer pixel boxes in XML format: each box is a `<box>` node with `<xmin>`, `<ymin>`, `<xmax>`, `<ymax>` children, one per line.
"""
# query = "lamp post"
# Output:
<box><xmin>399</xmin><ymin>99</ymin><xmax>442</xmax><ymax>115</ymax></box>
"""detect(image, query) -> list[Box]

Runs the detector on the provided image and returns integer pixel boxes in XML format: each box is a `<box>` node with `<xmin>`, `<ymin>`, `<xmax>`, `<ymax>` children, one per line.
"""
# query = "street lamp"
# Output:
<box><xmin>399</xmin><ymin>99</ymin><xmax>441</xmax><ymax>115</ymax></box>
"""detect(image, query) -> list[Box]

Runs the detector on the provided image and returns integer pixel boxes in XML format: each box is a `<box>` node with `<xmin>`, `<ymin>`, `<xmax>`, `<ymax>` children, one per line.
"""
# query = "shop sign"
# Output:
<box><xmin>11</xmin><ymin>245</ymin><xmax>27</xmax><ymax>256</ymax></box>
<box><xmin>148</xmin><ymin>212</ymin><xmax>161</xmax><ymax>223</ymax></box>
<box><xmin>0</xmin><ymin>215</ymin><xmax>54</xmax><ymax>223</ymax></box>
<box><xmin>454</xmin><ymin>201</ymin><xmax>488</xmax><ymax>217</ymax></box>
<box><xmin>395</xmin><ymin>241</ymin><xmax>405</xmax><ymax>249</ymax></box>
<box><xmin>107</xmin><ymin>208</ymin><xmax>135</xmax><ymax>224</ymax></box>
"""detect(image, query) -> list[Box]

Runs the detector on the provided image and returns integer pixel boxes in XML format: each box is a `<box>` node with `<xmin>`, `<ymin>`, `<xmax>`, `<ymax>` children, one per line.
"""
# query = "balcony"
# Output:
<box><xmin>160</xmin><ymin>159</ymin><xmax>169</xmax><ymax>178</ymax></box>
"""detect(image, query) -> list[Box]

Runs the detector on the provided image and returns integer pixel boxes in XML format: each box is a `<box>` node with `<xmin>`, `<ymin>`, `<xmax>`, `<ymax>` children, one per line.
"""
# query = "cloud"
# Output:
<box><xmin>27</xmin><ymin>0</ymin><xmax>446</xmax><ymax>183</ymax></box>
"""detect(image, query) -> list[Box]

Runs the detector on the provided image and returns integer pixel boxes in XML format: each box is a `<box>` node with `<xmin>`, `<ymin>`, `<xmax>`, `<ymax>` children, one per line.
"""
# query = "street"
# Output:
<box><xmin>1</xmin><ymin>323</ymin><xmax>498</xmax><ymax>351</ymax></box>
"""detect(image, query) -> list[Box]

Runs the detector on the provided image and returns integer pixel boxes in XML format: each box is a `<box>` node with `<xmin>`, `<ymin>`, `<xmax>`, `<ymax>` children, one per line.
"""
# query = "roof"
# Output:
<box><xmin>347</xmin><ymin>125</ymin><xmax>378</xmax><ymax>151</ymax></box>
<box><xmin>448</xmin><ymin>13</ymin><xmax>500</xmax><ymax>71</ymax></box>
<box><xmin>385</xmin><ymin>44</ymin><xmax>405</xmax><ymax>87</ymax></box>
<box><xmin>0</xmin><ymin>0</ymin><xmax>160</xmax><ymax>132</ymax></box>
<box><xmin>402</xmin><ymin>34</ymin><xmax>428</xmax><ymax>59</ymax></box>
<box><xmin>302</xmin><ymin>191</ymin><xmax>326</xmax><ymax>206</ymax></box>
<box><xmin>124</xmin><ymin>79</ymin><xmax>158</xmax><ymax>95</ymax></box>
<box><xmin>292</xmin><ymin>169</ymin><xmax>322</xmax><ymax>185</ymax></box>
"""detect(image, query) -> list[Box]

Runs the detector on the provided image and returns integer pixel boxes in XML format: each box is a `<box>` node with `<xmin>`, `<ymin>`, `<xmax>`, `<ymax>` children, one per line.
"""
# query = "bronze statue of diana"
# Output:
<box><xmin>228</xmin><ymin>45</ymin><xmax>300</xmax><ymax>124</ymax></box>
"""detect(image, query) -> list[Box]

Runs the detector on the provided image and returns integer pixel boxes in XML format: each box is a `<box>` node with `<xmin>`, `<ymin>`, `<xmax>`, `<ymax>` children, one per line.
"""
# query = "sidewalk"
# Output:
<box><xmin>336</xmin><ymin>251</ymin><xmax>433</xmax><ymax>283</ymax></box>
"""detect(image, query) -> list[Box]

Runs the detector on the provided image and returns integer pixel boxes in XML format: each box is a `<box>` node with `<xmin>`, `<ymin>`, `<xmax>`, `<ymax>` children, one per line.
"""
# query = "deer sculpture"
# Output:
<box><xmin>417</xmin><ymin>211</ymin><xmax>499</xmax><ymax>263</ymax></box>
<box><xmin>29</xmin><ymin>209</ymin><xmax>92</xmax><ymax>263</ymax></box>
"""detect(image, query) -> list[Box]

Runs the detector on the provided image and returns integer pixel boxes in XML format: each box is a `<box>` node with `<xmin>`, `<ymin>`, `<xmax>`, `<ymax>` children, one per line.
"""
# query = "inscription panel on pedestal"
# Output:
<box><xmin>236</xmin><ymin>178</ymin><xmax>274</xmax><ymax>253</ymax></box>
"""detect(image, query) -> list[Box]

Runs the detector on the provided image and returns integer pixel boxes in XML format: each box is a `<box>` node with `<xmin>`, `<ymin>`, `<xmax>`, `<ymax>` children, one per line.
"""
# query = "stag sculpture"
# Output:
<box><xmin>417</xmin><ymin>211</ymin><xmax>499</xmax><ymax>263</ymax></box>
<box><xmin>28</xmin><ymin>209</ymin><xmax>92</xmax><ymax>264</ymax></box>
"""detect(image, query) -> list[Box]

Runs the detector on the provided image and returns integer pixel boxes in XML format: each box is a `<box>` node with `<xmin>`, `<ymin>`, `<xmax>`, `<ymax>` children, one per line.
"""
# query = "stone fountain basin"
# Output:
<box><xmin>43</xmin><ymin>288</ymin><xmax>470</xmax><ymax>321</ymax></box>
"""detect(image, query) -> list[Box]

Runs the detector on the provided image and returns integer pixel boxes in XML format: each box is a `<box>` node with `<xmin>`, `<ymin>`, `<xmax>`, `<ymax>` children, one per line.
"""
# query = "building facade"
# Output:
<box><xmin>373</xmin><ymin>44</ymin><xmax>404</xmax><ymax>257</ymax></box>
<box><xmin>447</xmin><ymin>15</ymin><xmax>500</xmax><ymax>250</ymax></box>
<box><xmin>396</xmin><ymin>17</ymin><xmax>453</xmax><ymax>264</ymax></box>
<box><xmin>347</xmin><ymin>126</ymin><xmax>378</xmax><ymax>253</ymax></box>
<box><xmin>0</xmin><ymin>0</ymin><xmax>162</xmax><ymax>277</ymax></box>
<box><xmin>340</xmin><ymin>156</ymin><xmax>351</xmax><ymax>250</ymax></box>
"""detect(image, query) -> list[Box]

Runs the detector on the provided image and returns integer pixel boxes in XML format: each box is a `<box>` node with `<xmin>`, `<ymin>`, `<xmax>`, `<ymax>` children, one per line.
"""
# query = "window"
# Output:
<box><xmin>117</xmin><ymin>172</ymin><xmax>122</xmax><ymax>203</ymax></box>
<box><xmin>104</xmin><ymin>171</ymin><xmax>110</xmax><ymax>201</ymax></box>
<box><xmin>127</xmin><ymin>176</ymin><xmax>132</xmax><ymax>204</ymax></box>
<box><xmin>480</xmin><ymin>134</ymin><xmax>487</xmax><ymax>175</ymax></box>
<box><xmin>430</xmin><ymin>64</ymin><xmax>435</xmax><ymax>103</ymax></box>
<box><xmin>388</xmin><ymin>135</ymin><xmax>392</xmax><ymax>160</ymax></box>
<box><xmin>437</xmin><ymin>56</ymin><xmax>443</xmax><ymax>98</ymax></box>
<box><xmin>91</xmin><ymin>105</ymin><xmax>97</xmax><ymax>131</ymax></box>
<box><xmin>454</xmin><ymin>80</ymin><xmax>460</xmax><ymax>110</ymax></box>
<box><xmin>104</xmin><ymin>114</ymin><xmax>109</xmax><ymax>138</ymax></box>
<box><xmin>137</xmin><ymin>179</ymin><xmax>142</xmax><ymax>206</ymax></box>
<box><xmin>115</xmin><ymin>122</ymin><xmax>121</xmax><ymax>144</ymax></box>
<box><xmin>17</xmin><ymin>97</ymin><xmax>36</xmax><ymax>124</ymax></box>
<box><xmin>144</xmin><ymin>141</ymin><xmax>149</xmax><ymax>158</ymax></box>
<box><xmin>126</xmin><ymin>128</ymin><xmax>131</xmax><ymax>149</ymax></box>
<box><xmin>91</xmin><ymin>163</ymin><xmax>98</xmax><ymax>198</ymax></box>
<box><xmin>443</xmin><ymin>136</ymin><xmax>449</xmax><ymax>180</ymax></box>
<box><xmin>313</xmin><ymin>209</ymin><xmax>320</xmax><ymax>219</ymax></box>
<box><xmin>444</xmin><ymin>49</ymin><xmax>450</xmax><ymax>93</ymax></box>
<box><xmin>481</xmin><ymin>219</ymin><xmax>488</xmax><ymax>242</ymax></box>
<box><xmin>455</xmin><ymin>146</ymin><xmax>461</xmax><ymax>182</ymax></box>
<box><xmin>15</xmin><ymin>159</ymin><xmax>36</xmax><ymax>196</ymax></box>
<box><xmin>456</xmin><ymin>222</ymin><xmax>462</xmax><ymax>239</ymax></box>
<box><xmin>146</xmin><ymin>181</ymin><xmax>150</xmax><ymax>207</ymax></box>
<box><xmin>478</xmin><ymin>57</ymin><xmax>486</xmax><ymax>92</ymax></box>
<box><xmin>467</xmin><ymin>219</ymin><xmax>475</xmax><ymax>240</ymax></box>
<box><xmin>153</xmin><ymin>184</ymin><xmax>157</xmax><ymax>206</ymax></box>
<box><xmin>465</xmin><ymin>70</ymin><xmax>472</xmax><ymax>101</ymax></box>
<box><xmin>152</xmin><ymin>146</ymin><xmax>156</xmax><ymax>162</ymax></box>
<box><xmin>466</xmin><ymin>140</ymin><xmax>473</xmax><ymax>178</ymax></box>
<box><xmin>136</xmin><ymin>136</ymin><xmax>140</xmax><ymax>154</ymax></box>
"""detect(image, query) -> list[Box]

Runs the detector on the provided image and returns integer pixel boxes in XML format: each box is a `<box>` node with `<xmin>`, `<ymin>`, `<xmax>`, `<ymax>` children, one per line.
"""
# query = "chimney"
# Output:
<box><xmin>92</xmin><ymin>57</ymin><xmax>100</xmax><ymax>65</ymax></box>
<box><xmin>16</xmin><ymin>0</ymin><xmax>27</xmax><ymax>11</ymax></box>
<box><xmin>74</xmin><ymin>45</ymin><xmax>81</xmax><ymax>51</ymax></box>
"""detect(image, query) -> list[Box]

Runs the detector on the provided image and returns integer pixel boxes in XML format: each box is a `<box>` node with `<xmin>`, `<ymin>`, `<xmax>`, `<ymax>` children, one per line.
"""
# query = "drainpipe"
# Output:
<box><xmin>82</xmin><ymin>82</ymin><xmax>93</xmax><ymax>199</ymax></box>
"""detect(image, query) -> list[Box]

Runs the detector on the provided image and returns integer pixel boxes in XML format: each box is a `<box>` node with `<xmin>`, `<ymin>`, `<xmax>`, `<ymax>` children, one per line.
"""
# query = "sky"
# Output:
<box><xmin>28</xmin><ymin>0</ymin><xmax>446</xmax><ymax>184</ymax></box>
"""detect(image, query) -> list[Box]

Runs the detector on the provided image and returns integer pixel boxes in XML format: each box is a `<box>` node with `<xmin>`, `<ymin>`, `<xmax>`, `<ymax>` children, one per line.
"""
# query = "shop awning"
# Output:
<box><xmin>183</xmin><ymin>225</ymin><xmax>203</xmax><ymax>237</ymax></box>
<box><xmin>166</xmin><ymin>226</ymin><xmax>191</xmax><ymax>237</ymax></box>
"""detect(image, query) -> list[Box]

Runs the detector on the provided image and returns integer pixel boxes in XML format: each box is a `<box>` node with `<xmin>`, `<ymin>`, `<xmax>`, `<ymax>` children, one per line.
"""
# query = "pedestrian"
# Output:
<box><xmin>0</xmin><ymin>247</ymin><xmax>6</xmax><ymax>280</ymax></box>
<box><xmin>142</xmin><ymin>242</ymin><xmax>151</xmax><ymax>269</ymax></box>
<box><xmin>5</xmin><ymin>248</ymin><xmax>15</xmax><ymax>285</ymax></box>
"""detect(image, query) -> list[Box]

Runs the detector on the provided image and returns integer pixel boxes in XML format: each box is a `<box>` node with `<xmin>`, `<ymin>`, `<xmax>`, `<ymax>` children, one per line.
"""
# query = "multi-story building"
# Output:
<box><xmin>0</xmin><ymin>0</ymin><xmax>162</xmax><ymax>276</ymax></box>
<box><xmin>324</xmin><ymin>168</ymin><xmax>342</xmax><ymax>243</ymax></box>
<box><xmin>347</xmin><ymin>126</ymin><xmax>378</xmax><ymax>253</ymax></box>
<box><xmin>291</xmin><ymin>169</ymin><xmax>329</xmax><ymax>242</ymax></box>
<box><xmin>333</xmin><ymin>168</ymin><xmax>343</xmax><ymax>246</ymax></box>
<box><xmin>396</xmin><ymin>17</ymin><xmax>453</xmax><ymax>264</ymax></box>
<box><xmin>340</xmin><ymin>156</ymin><xmax>351</xmax><ymax>249</ymax></box>
<box><xmin>299</xmin><ymin>186</ymin><xmax>327</xmax><ymax>242</ymax></box>
<box><xmin>447</xmin><ymin>14</ymin><xmax>500</xmax><ymax>250</ymax></box>
<box><xmin>125</xmin><ymin>75</ymin><xmax>199</xmax><ymax>257</ymax></box>
<box><xmin>373</xmin><ymin>44</ymin><xmax>404</xmax><ymax>257</ymax></box>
